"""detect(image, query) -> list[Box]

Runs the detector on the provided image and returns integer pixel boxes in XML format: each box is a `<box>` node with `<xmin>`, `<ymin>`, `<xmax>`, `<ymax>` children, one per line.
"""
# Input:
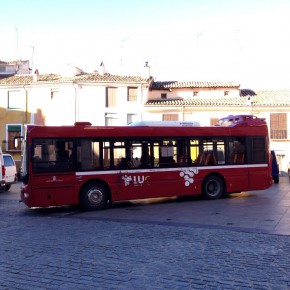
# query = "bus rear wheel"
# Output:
<box><xmin>202</xmin><ymin>175</ymin><xmax>224</xmax><ymax>200</ymax></box>
<box><xmin>80</xmin><ymin>182</ymin><xmax>109</xmax><ymax>210</ymax></box>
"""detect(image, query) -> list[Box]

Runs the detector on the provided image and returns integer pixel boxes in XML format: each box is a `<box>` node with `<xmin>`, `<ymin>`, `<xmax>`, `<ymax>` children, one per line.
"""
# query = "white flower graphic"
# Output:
<box><xmin>122</xmin><ymin>175</ymin><xmax>132</xmax><ymax>186</ymax></box>
<box><xmin>179</xmin><ymin>168</ymin><xmax>198</xmax><ymax>186</ymax></box>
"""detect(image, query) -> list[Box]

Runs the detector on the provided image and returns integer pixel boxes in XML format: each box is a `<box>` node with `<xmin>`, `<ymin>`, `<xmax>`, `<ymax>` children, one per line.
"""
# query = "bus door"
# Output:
<box><xmin>30</xmin><ymin>139</ymin><xmax>77</xmax><ymax>207</ymax></box>
<box><xmin>110</xmin><ymin>140</ymin><xmax>154</xmax><ymax>200</ymax></box>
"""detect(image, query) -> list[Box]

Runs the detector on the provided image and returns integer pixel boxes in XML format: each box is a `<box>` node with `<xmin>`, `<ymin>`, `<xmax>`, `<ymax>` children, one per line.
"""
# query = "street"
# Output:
<box><xmin>1</xmin><ymin>178</ymin><xmax>290</xmax><ymax>289</ymax></box>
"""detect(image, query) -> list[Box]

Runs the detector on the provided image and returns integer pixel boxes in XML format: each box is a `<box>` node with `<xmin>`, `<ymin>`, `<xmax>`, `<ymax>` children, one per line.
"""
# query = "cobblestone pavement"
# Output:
<box><xmin>1</xmin><ymin>182</ymin><xmax>290</xmax><ymax>289</ymax></box>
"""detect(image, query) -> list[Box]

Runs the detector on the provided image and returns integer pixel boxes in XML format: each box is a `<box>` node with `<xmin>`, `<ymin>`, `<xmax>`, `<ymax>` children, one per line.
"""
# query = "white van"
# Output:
<box><xmin>3</xmin><ymin>154</ymin><xmax>17</xmax><ymax>191</ymax></box>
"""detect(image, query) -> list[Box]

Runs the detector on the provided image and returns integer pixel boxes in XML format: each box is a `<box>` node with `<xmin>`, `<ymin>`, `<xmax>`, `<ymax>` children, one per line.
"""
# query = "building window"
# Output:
<box><xmin>162</xmin><ymin>114</ymin><xmax>178</xmax><ymax>121</ymax></box>
<box><xmin>210</xmin><ymin>117</ymin><xmax>219</xmax><ymax>126</ymax></box>
<box><xmin>105</xmin><ymin>113</ymin><xmax>118</xmax><ymax>126</ymax></box>
<box><xmin>127</xmin><ymin>114</ymin><xmax>138</xmax><ymax>124</ymax></box>
<box><xmin>161</xmin><ymin>93</ymin><xmax>167</xmax><ymax>100</ymax></box>
<box><xmin>127</xmin><ymin>87</ymin><xmax>138</xmax><ymax>102</ymax></box>
<box><xmin>106</xmin><ymin>87</ymin><xmax>117</xmax><ymax>107</ymax></box>
<box><xmin>224</xmin><ymin>91</ymin><xmax>229</xmax><ymax>96</ymax></box>
<box><xmin>270</xmin><ymin>113</ymin><xmax>287</xmax><ymax>139</ymax></box>
<box><xmin>8</xmin><ymin>90</ymin><xmax>25</xmax><ymax>110</ymax></box>
<box><xmin>6</xmin><ymin>124</ymin><xmax>22</xmax><ymax>151</ymax></box>
<box><xmin>193</xmin><ymin>91</ymin><xmax>199</xmax><ymax>97</ymax></box>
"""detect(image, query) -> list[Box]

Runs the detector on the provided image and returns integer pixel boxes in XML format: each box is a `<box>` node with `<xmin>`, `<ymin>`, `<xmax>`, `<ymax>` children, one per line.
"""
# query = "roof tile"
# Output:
<box><xmin>0</xmin><ymin>72</ymin><xmax>148</xmax><ymax>85</ymax></box>
<box><xmin>150</xmin><ymin>80</ymin><xmax>240</xmax><ymax>90</ymax></box>
<box><xmin>145</xmin><ymin>89</ymin><xmax>290</xmax><ymax>107</ymax></box>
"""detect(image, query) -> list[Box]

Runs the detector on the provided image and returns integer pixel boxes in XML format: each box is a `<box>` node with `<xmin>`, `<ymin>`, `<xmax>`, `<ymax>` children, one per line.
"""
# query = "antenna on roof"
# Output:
<box><xmin>15</xmin><ymin>27</ymin><xmax>19</xmax><ymax>61</ymax></box>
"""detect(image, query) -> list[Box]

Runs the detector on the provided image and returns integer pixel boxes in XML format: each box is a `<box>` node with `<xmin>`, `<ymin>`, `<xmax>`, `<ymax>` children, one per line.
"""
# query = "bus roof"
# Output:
<box><xmin>26</xmin><ymin>115</ymin><xmax>268</xmax><ymax>139</ymax></box>
<box><xmin>129</xmin><ymin>120</ymin><xmax>200</xmax><ymax>127</ymax></box>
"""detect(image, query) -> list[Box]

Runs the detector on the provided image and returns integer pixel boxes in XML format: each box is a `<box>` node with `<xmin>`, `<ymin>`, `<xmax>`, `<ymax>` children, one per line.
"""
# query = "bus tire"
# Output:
<box><xmin>80</xmin><ymin>182</ymin><xmax>109</xmax><ymax>210</ymax></box>
<box><xmin>202</xmin><ymin>175</ymin><xmax>224</xmax><ymax>200</ymax></box>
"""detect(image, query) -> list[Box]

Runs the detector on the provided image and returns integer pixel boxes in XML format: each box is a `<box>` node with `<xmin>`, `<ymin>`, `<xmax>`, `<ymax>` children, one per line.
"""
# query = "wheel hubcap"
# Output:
<box><xmin>207</xmin><ymin>180</ymin><xmax>220</xmax><ymax>196</ymax></box>
<box><xmin>87</xmin><ymin>188</ymin><xmax>103</xmax><ymax>205</ymax></box>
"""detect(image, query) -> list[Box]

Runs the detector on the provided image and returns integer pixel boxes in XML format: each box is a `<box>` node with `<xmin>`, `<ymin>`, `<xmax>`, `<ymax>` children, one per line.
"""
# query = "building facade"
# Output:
<box><xmin>0</xmin><ymin>70</ymin><xmax>150</xmax><ymax>169</ymax></box>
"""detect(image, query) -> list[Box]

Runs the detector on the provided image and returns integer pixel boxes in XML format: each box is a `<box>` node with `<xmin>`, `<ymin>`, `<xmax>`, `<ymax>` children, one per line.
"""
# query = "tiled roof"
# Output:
<box><xmin>0</xmin><ymin>60</ymin><xmax>17</xmax><ymax>65</ymax></box>
<box><xmin>146</xmin><ymin>97</ymin><xmax>247</xmax><ymax>107</ymax></box>
<box><xmin>0</xmin><ymin>73</ymin><xmax>148</xmax><ymax>85</ymax></box>
<box><xmin>252</xmin><ymin>90</ymin><xmax>290</xmax><ymax>106</ymax></box>
<box><xmin>145</xmin><ymin>89</ymin><xmax>290</xmax><ymax>107</ymax></box>
<box><xmin>74</xmin><ymin>73</ymin><xmax>148</xmax><ymax>83</ymax></box>
<box><xmin>0</xmin><ymin>74</ymin><xmax>61</xmax><ymax>85</ymax></box>
<box><xmin>150</xmin><ymin>80</ymin><xmax>240</xmax><ymax>90</ymax></box>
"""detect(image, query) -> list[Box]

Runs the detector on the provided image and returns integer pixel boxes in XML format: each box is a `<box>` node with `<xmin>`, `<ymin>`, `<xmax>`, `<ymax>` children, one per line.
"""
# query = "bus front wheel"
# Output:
<box><xmin>202</xmin><ymin>175</ymin><xmax>224</xmax><ymax>200</ymax></box>
<box><xmin>80</xmin><ymin>182</ymin><xmax>109</xmax><ymax>210</ymax></box>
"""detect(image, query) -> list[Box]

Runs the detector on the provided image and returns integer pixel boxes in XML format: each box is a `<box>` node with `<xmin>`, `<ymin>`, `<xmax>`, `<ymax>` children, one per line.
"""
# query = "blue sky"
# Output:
<box><xmin>1</xmin><ymin>0</ymin><xmax>290</xmax><ymax>89</ymax></box>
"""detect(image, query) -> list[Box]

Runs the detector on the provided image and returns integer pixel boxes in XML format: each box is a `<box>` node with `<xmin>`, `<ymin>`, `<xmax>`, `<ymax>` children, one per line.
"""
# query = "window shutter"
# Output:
<box><xmin>270</xmin><ymin>113</ymin><xmax>287</xmax><ymax>139</ymax></box>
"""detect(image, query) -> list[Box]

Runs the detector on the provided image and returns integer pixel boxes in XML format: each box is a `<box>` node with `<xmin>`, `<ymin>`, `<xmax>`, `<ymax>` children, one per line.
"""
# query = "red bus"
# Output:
<box><xmin>20</xmin><ymin>115</ymin><xmax>272</xmax><ymax>210</ymax></box>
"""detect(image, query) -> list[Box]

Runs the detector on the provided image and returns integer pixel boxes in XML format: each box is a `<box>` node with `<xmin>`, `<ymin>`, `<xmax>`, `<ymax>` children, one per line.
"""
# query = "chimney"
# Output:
<box><xmin>99</xmin><ymin>62</ymin><xmax>105</xmax><ymax>76</ymax></box>
<box><xmin>33</xmin><ymin>69</ymin><xmax>39</xmax><ymax>82</ymax></box>
<box><xmin>144</xmin><ymin>62</ymin><xmax>150</xmax><ymax>79</ymax></box>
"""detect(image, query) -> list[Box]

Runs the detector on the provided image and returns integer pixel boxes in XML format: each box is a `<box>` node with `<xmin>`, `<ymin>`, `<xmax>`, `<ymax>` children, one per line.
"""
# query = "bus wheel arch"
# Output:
<box><xmin>202</xmin><ymin>173</ymin><xmax>225</xmax><ymax>200</ymax></box>
<box><xmin>79</xmin><ymin>179</ymin><xmax>111</xmax><ymax>210</ymax></box>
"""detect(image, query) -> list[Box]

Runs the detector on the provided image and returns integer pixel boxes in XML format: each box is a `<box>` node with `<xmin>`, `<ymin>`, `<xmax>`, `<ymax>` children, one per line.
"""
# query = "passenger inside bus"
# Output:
<box><xmin>116</xmin><ymin>157</ymin><xmax>128</xmax><ymax>169</ymax></box>
<box><xmin>56</xmin><ymin>144</ymin><xmax>69</xmax><ymax>162</ymax></box>
<box><xmin>139</xmin><ymin>155</ymin><xmax>150</xmax><ymax>168</ymax></box>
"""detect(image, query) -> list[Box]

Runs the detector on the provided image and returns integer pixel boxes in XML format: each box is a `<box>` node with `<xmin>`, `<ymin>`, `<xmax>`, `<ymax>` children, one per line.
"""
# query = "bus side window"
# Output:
<box><xmin>113</xmin><ymin>141</ymin><xmax>126</xmax><ymax>169</ymax></box>
<box><xmin>229</xmin><ymin>139</ymin><xmax>245</xmax><ymax>164</ymax></box>
<box><xmin>139</xmin><ymin>142</ymin><xmax>150</xmax><ymax>168</ymax></box>
<box><xmin>251</xmin><ymin>137</ymin><xmax>266</xmax><ymax>164</ymax></box>
<box><xmin>76</xmin><ymin>140</ymin><xmax>93</xmax><ymax>170</ymax></box>
<box><xmin>159</xmin><ymin>140</ymin><xmax>176</xmax><ymax>167</ymax></box>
